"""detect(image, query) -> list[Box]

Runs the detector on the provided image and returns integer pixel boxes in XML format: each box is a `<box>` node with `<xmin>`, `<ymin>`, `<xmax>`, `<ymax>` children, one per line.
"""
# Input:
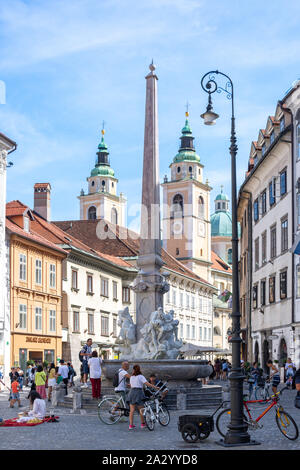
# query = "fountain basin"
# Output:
<box><xmin>102</xmin><ymin>359</ymin><xmax>213</xmax><ymax>386</ymax></box>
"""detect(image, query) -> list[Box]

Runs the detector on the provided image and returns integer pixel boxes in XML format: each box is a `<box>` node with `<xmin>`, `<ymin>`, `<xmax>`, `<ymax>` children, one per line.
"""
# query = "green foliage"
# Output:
<box><xmin>26</xmin><ymin>360</ymin><xmax>35</xmax><ymax>367</ymax></box>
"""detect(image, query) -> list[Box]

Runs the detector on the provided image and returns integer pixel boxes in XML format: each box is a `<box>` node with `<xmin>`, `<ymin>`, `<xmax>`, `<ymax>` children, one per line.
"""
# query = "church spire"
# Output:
<box><xmin>173</xmin><ymin>108</ymin><xmax>200</xmax><ymax>163</ymax></box>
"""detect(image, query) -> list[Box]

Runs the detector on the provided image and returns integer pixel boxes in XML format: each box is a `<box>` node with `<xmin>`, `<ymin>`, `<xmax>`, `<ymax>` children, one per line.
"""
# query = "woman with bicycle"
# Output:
<box><xmin>128</xmin><ymin>364</ymin><xmax>159</xmax><ymax>430</ymax></box>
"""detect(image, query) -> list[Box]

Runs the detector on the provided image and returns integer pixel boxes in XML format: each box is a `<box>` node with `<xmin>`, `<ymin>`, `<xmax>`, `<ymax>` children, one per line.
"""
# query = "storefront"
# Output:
<box><xmin>12</xmin><ymin>333</ymin><xmax>62</xmax><ymax>369</ymax></box>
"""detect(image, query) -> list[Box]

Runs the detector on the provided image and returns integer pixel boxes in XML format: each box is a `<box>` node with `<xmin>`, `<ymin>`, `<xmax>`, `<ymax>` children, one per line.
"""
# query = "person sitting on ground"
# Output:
<box><xmin>10</xmin><ymin>376</ymin><xmax>22</xmax><ymax>408</ymax></box>
<box><xmin>267</xmin><ymin>360</ymin><xmax>280</xmax><ymax>394</ymax></box>
<box><xmin>17</xmin><ymin>391</ymin><xmax>46</xmax><ymax>423</ymax></box>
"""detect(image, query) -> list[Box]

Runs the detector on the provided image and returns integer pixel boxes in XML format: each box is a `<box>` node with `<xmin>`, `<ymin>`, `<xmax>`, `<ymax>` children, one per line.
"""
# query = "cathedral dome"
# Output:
<box><xmin>211</xmin><ymin>210</ymin><xmax>232</xmax><ymax>237</ymax></box>
<box><xmin>90</xmin><ymin>166</ymin><xmax>115</xmax><ymax>177</ymax></box>
<box><xmin>173</xmin><ymin>114</ymin><xmax>200</xmax><ymax>164</ymax></box>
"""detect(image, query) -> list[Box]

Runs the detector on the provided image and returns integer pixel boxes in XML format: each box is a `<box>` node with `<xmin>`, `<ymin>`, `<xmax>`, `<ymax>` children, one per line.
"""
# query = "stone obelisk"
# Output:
<box><xmin>132</xmin><ymin>62</ymin><xmax>168</xmax><ymax>341</ymax></box>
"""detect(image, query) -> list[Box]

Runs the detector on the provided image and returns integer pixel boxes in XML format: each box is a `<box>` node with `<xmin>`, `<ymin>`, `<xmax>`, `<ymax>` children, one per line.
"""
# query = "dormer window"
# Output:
<box><xmin>270</xmin><ymin>131</ymin><xmax>275</xmax><ymax>145</ymax></box>
<box><xmin>262</xmin><ymin>143</ymin><xmax>266</xmax><ymax>156</ymax></box>
<box><xmin>280</xmin><ymin>116</ymin><xmax>285</xmax><ymax>132</ymax></box>
<box><xmin>254</xmin><ymin>155</ymin><xmax>258</xmax><ymax>166</ymax></box>
<box><xmin>24</xmin><ymin>217</ymin><xmax>29</xmax><ymax>232</ymax></box>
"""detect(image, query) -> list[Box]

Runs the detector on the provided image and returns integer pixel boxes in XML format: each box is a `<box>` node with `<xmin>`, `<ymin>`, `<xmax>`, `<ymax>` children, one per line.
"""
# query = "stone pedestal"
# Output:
<box><xmin>72</xmin><ymin>386</ymin><xmax>82</xmax><ymax>410</ymax></box>
<box><xmin>51</xmin><ymin>384</ymin><xmax>65</xmax><ymax>407</ymax></box>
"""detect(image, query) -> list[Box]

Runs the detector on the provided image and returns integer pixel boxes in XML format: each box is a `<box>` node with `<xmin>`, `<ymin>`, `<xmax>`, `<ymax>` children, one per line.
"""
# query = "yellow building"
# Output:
<box><xmin>6</xmin><ymin>200</ymin><xmax>66</xmax><ymax>370</ymax></box>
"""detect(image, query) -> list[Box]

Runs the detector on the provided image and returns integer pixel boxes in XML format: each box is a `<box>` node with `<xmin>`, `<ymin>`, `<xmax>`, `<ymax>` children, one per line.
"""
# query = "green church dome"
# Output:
<box><xmin>173</xmin><ymin>113</ymin><xmax>200</xmax><ymax>164</ymax></box>
<box><xmin>215</xmin><ymin>192</ymin><xmax>229</xmax><ymax>201</ymax></box>
<box><xmin>91</xmin><ymin>165</ymin><xmax>115</xmax><ymax>177</ymax></box>
<box><xmin>211</xmin><ymin>210</ymin><xmax>232</xmax><ymax>237</ymax></box>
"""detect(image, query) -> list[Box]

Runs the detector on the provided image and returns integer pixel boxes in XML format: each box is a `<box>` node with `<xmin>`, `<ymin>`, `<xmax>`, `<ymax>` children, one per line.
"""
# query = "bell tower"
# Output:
<box><xmin>78</xmin><ymin>127</ymin><xmax>126</xmax><ymax>226</ymax></box>
<box><xmin>162</xmin><ymin>111</ymin><xmax>212</xmax><ymax>282</ymax></box>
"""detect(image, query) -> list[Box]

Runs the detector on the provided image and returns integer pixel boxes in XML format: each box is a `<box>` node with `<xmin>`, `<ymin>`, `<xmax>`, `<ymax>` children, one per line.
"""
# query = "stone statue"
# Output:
<box><xmin>114</xmin><ymin>306</ymin><xmax>182</xmax><ymax>360</ymax></box>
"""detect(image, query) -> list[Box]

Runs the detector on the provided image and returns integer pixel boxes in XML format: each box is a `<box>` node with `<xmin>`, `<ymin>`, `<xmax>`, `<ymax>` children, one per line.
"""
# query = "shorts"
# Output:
<box><xmin>82</xmin><ymin>361</ymin><xmax>89</xmax><ymax>375</ymax></box>
<box><xmin>11</xmin><ymin>392</ymin><xmax>20</xmax><ymax>400</ymax></box>
<box><xmin>272</xmin><ymin>375</ymin><xmax>280</xmax><ymax>387</ymax></box>
<box><xmin>128</xmin><ymin>388</ymin><xmax>145</xmax><ymax>406</ymax></box>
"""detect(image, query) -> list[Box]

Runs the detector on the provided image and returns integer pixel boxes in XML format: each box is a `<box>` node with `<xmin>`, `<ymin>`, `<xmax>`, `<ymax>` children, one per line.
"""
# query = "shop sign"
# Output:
<box><xmin>25</xmin><ymin>336</ymin><xmax>51</xmax><ymax>344</ymax></box>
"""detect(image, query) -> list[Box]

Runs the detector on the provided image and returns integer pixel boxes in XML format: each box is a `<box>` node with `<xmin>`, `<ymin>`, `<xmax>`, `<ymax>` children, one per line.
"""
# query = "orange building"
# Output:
<box><xmin>6</xmin><ymin>200</ymin><xmax>66</xmax><ymax>370</ymax></box>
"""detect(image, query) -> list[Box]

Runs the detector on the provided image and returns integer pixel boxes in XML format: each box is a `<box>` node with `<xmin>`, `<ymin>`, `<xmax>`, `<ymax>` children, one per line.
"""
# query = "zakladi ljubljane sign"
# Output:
<box><xmin>25</xmin><ymin>336</ymin><xmax>51</xmax><ymax>344</ymax></box>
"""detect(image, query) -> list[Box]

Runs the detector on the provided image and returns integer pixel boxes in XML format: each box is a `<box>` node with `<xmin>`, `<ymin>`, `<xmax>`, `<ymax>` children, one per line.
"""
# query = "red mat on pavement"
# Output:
<box><xmin>0</xmin><ymin>416</ymin><xmax>59</xmax><ymax>427</ymax></box>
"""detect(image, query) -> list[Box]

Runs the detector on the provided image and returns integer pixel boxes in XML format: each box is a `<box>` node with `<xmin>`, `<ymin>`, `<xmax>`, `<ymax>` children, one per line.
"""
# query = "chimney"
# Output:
<box><xmin>34</xmin><ymin>183</ymin><xmax>51</xmax><ymax>220</ymax></box>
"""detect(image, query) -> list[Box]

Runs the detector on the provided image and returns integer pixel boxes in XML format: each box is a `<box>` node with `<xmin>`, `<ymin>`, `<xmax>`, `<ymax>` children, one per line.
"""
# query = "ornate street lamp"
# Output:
<box><xmin>200</xmin><ymin>70</ymin><xmax>258</xmax><ymax>446</ymax></box>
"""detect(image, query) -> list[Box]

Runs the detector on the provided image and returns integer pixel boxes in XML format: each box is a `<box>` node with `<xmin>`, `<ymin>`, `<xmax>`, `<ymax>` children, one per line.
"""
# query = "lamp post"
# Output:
<box><xmin>200</xmin><ymin>70</ymin><xmax>257</xmax><ymax>446</ymax></box>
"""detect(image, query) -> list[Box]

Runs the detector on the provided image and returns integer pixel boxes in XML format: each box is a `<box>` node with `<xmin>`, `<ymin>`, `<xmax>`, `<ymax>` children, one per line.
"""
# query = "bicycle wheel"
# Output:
<box><xmin>275</xmin><ymin>409</ymin><xmax>299</xmax><ymax>440</ymax></box>
<box><xmin>144</xmin><ymin>408</ymin><xmax>155</xmax><ymax>431</ymax></box>
<box><xmin>98</xmin><ymin>397</ymin><xmax>122</xmax><ymax>425</ymax></box>
<box><xmin>216</xmin><ymin>408</ymin><xmax>248</xmax><ymax>438</ymax></box>
<box><xmin>255</xmin><ymin>386</ymin><xmax>269</xmax><ymax>401</ymax></box>
<box><xmin>158</xmin><ymin>404</ymin><xmax>170</xmax><ymax>426</ymax></box>
<box><xmin>181</xmin><ymin>423</ymin><xmax>199</xmax><ymax>443</ymax></box>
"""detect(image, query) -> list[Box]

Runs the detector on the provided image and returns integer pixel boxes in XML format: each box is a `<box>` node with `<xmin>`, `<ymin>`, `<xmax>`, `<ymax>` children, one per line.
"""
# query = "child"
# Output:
<box><xmin>286</xmin><ymin>374</ymin><xmax>293</xmax><ymax>388</ymax></box>
<box><xmin>10</xmin><ymin>377</ymin><xmax>21</xmax><ymax>408</ymax></box>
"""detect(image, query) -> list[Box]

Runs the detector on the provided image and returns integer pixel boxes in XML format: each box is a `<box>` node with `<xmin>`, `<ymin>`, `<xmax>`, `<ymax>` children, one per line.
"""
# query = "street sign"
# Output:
<box><xmin>267</xmin><ymin>335</ymin><xmax>279</xmax><ymax>340</ymax></box>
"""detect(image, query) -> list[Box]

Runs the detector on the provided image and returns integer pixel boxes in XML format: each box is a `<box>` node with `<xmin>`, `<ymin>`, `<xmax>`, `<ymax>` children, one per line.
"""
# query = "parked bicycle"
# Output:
<box><xmin>98</xmin><ymin>392</ymin><xmax>129</xmax><ymax>424</ymax></box>
<box><xmin>141</xmin><ymin>381</ymin><xmax>170</xmax><ymax>431</ymax></box>
<box><xmin>254</xmin><ymin>377</ymin><xmax>271</xmax><ymax>401</ymax></box>
<box><xmin>216</xmin><ymin>386</ymin><xmax>299</xmax><ymax>441</ymax></box>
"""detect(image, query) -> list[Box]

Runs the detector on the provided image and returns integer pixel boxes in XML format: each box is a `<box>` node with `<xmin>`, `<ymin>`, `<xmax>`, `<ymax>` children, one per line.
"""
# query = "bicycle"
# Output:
<box><xmin>141</xmin><ymin>381</ymin><xmax>170</xmax><ymax>431</ymax></box>
<box><xmin>97</xmin><ymin>392</ymin><xmax>129</xmax><ymax>425</ymax></box>
<box><xmin>254</xmin><ymin>378</ymin><xmax>271</xmax><ymax>401</ymax></box>
<box><xmin>216</xmin><ymin>386</ymin><xmax>299</xmax><ymax>441</ymax></box>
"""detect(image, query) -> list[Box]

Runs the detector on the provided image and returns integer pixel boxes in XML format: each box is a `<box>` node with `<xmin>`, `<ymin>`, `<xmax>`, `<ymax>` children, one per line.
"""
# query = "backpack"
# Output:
<box><xmin>112</xmin><ymin>369</ymin><xmax>126</xmax><ymax>388</ymax></box>
<box><xmin>79</xmin><ymin>345</ymin><xmax>87</xmax><ymax>362</ymax></box>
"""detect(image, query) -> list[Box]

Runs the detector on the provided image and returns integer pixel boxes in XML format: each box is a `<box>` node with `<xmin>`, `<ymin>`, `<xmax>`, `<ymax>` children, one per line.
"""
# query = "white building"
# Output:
<box><xmin>0</xmin><ymin>132</ymin><xmax>16</xmax><ymax>383</ymax></box>
<box><xmin>238</xmin><ymin>84</ymin><xmax>299</xmax><ymax>371</ymax></box>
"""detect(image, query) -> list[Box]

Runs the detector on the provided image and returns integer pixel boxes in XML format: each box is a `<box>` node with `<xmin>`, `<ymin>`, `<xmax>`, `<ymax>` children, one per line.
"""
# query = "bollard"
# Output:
<box><xmin>177</xmin><ymin>385</ymin><xmax>187</xmax><ymax>410</ymax></box>
<box><xmin>73</xmin><ymin>386</ymin><xmax>82</xmax><ymax>410</ymax></box>
<box><xmin>51</xmin><ymin>385</ymin><xmax>60</xmax><ymax>407</ymax></box>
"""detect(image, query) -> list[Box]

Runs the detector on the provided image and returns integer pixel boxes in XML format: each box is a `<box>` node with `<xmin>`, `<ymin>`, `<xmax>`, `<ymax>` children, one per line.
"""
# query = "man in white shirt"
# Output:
<box><xmin>58</xmin><ymin>360</ymin><xmax>69</xmax><ymax>395</ymax></box>
<box><xmin>115</xmin><ymin>361</ymin><xmax>131</xmax><ymax>403</ymax></box>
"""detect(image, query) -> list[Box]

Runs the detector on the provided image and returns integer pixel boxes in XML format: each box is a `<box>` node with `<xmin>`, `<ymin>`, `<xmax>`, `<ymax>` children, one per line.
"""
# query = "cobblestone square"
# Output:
<box><xmin>0</xmin><ymin>384</ymin><xmax>299</xmax><ymax>451</ymax></box>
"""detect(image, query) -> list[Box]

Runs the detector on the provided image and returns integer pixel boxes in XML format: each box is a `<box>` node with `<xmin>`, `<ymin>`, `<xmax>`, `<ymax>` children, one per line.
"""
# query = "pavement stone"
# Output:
<box><xmin>0</xmin><ymin>383</ymin><xmax>300</xmax><ymax>450</ymax></box>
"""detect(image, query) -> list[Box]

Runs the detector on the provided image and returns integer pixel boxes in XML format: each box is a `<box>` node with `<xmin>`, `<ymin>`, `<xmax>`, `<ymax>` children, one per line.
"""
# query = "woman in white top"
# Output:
<box><xmin>128</xmin><ymin>364</ymin><xmax>159</xmax><ymax>430</ymax></box>
<box><xmin>88</xmin><ymin>351</ymin><xmax>102</xmax><ymax>399</ymax></box>
<box><xmin>17</xmin><ymin>391</ymin><xmax>46</xmax><ymax>423</ymax></box>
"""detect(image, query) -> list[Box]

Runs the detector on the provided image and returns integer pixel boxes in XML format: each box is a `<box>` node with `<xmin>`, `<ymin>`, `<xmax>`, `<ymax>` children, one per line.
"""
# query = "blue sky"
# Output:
<box><xmin>1</xmin><ymin>0</ymin><xmax>300</xmax><ymax>231</ymax></box>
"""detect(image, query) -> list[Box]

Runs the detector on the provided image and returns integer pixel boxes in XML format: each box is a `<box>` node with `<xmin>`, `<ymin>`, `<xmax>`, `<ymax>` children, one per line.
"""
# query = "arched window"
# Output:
<box><xmin>111</xmin><ymin>207</ymin><xmax>118</xmax><ymax>225</ymax></box>
<box><xmin>172</xmin><ymin>194</ymin><xmax>183</xmax><ymax>218</ymax></box>
<box><xmin>198</xmin><ymin>196</ymin><xmax>205</xmax><ymax>218</ymax></box>
<box><xmin>88</xmin><ymin>206</ymin><xmax>97</xmax><ymax>220</ymax></box>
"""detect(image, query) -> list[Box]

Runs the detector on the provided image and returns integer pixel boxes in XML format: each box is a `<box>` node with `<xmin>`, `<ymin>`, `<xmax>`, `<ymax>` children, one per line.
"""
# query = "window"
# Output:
<box><xmin>280</xmin><ymin>115</ymin><xmax>285</xmax><ymax>132</ymax></box>
<box><xmin>199</xmin><ymin>326</ymin><xmax>203</xmax><ymax>340</ymax></box>
<box><xmin>261</xmin><ymin>190</ymin><xmax>267</xmax><ymax>215</ymax></box>
<box><xmin>87</xmin><ymin>274</ymin><xmax>93</xmax><ymax>294</ymax></box>
<box><xmin>113</xmin><ymin>281</ymin><xmax>118</xmax><ymax>300</ymax></box>
<box><xmin>280</xmin><ymin>271</ymin><xmax>287</xmax><ymax>300</ymax></box>
<box><xmin>19</xmin><ymin>304</ymin><xmax>27</xmax><ymax>329</ymax></box>
<box><xmin>19</xmin><ymin>254</ymin><xmax>27</xmax><ymax>281</ymax></box>
<box><xmin>186</xmin><ymin>324</ymin><xmax>190</xmax><ymax>339</ymax></box>
<box><xmin>262</xmin><ymin>231</ymin><xmax>267</xmax><ymax>265</ymax></box>
<box><xmin>191</xmin><ymin>296</ymin><xmax>195</xmax><ymax>309</ymax></box>
<box><xmin>180</xmin><ymin>292</ymin><xmax>183</xmax><ymax>307</ymax></box>
<box><xmin>49</xmin><ymin>310</ymin><xmax>56</xmax><ymax>332</ymax></box>
<box><xmin>24</xmin><ymin>217</ymin><xmax>29</xmax><ymax>232</ymax></box>
<box><xmin>35</xmin><ymin>307</ymin><xmax>42</xmax><ymax>331</ymax></box>
<box><xmin>228</xmin><ymin>248</ymin><xmax>232</xmax><ymax>264</ymax></box>
<box><xmin>253</xmin><ymin>285</ymin><xmax>258</xmax><ymax>309</ymax></box>
<box><xmin>72</xmin><ymin>270</ymin><xmax>78</xmax><ymax>290</ymax></box>
<box><xmin>208</xmin><ymin>328</ymin><xmax>211</xmax><ymax>340</ymax></box>
<box><xmin>122</xmin><ymin>286</ymin><xmax>130</xmax><ymax>303</ymax></box>
<box><xmin>269</xmin><ymin>276</ymin><xmax>275</xmax><ymax>303</ymax></box>
<box><xmin>269</xmin><ymin>179</ymin><xmax>276</xmax><ymax>207</ymax></box>
<box><xmin>35</xmin><ymin>259</ymin><xmax>42</xmax><ymax>285</ymax></box>
<box><xmin>270</xmin><ymin>225</ymin><xmax>276</xmax><ymax>259</ymax></box>
<box><xmin>281</xmin><ymin>217</ymin><xmax>288</xmax><ymax>252</ymax></box>
<box><xmin>254</xmin><ymin>199</ymin><xmax>259</xmax><ymax>222</ymax></box>
<box><xmin>198</xmin><ymin>196</ymin><xmax>205</xmax><ymax>218</ymax></box>
<box><xmin>297</xmin><ymin>123</ymin><xmax>300</xmax><ymax>160</ymax></box>
<box><xmin>101</xmin><ymin>277</ymin><xmax>109</xmax><ymax>297</ymax></box>
<box><xmin>262</xmin><ymin>143</ymin><xmax>266</xmax><ymax>156</ymax></box>
<box><xmin>172</xmin><ymin>194</ymin><xmax>183</xmax><ymax>218</ymax></box>
<box><xmin>172</xmin><ymin>290</ymin><xmax>176</xmax><ymax>306</ymax></box>
<box><xmin>180</xmin><ymin>323</ymin><xmax>183</xmax><ymax>339</ymax></box>
<box><xmin>186</xmin><ymin>294</ymin><xmax>190</xmax><ymax>308</ymax></box>
<box><xmin>297</xmin><ymin>265</ymin><xmax>300</xmax><ymax>298</ymax></box>
<box><xmin>270</xmin><ymin>131</ymin><xmax>275</xmax><ymax>145</ymax></box>
<box><xmin>280</xmin><ymin>169</ymin><xmax>287</xmax><ymax>196</ymax></box>
<box><xmin>73</xmin><ymin>311</ymin><xmax>80</xmax><ymax>332</ymax></box>
<box><xmin>88</xmin><ymin>312</ymin><xmax>94</xmax><ymax>334</ymax></box>
<box><xmin>101</xmin><ymin>315</ymin><xmax>109</xmax><ymax>336</ymax></box>
<box><xmin>191</xmin><ymin>325</ymin><xmax>195</xmax><ymax>340</ymax></box>
<box><xmin>113</xmin><ymin>316</ymin><xmax>118</xmax><ymax>337</ymax></box>
<box><xmin>49</xmin><ymin>264</ymin><xmax>56</xmax><ymax>288</ymax></box>
<box><xmin>88</xmin><ymin>206</ymin><xmax>97</xmax><ymax>220</ymax></box>
<box><xmin>111</xmin><ymin>207</ymin><xmax>118</xmax><ymax>225</ymax></box>
<box><xmin>255</xmin><ymin>238</ymin><xmax>259</xmax><ymax>270</ymax></box>
<box><xmin>204</xmin><ymin>327</ymin><xmax>207</xmax><ymax>340</ymax></box>
<box><xmin>261</xmin><ymin>280</ymin><xmax>266</xmax><ymax>306</ymax></box>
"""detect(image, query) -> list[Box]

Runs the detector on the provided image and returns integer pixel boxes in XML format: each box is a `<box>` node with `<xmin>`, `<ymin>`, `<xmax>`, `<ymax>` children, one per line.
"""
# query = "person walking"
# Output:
<box><xmin>267</xmin><ymin>360</ymin><xmax>280</xmax><ymax>394</ymax></box>
<box><xmin>128</xmin><ymin>364</ymin><xmax>159</xmax><ymax>430</ymax></box>
<box><xmin>67</xmin><ymin>362</ymin><xmax>76</xmax><ymax>388</ymax></box>
<box><xmin>80</xmin><ymin>338</ymin><xmax>93</xmax><ymax>388</ymax></box>
<box><xmin>247</xmin><ymin>361</ymin><xmax>262</xmax><ymax>399</ymax></box>
<box><xmin>88</xmin><ymin>351</ymin><xmax>102</xmax><ymax>400</ymax></box>
<box><xmin>47</xmin><ymin>363</ymin><xmax>56</xmax><ymax>402</ymax></box>
<box><xmin>58</xmin><ymin>359</ymin><xmax>69</xmax><ymax>395</ymax></box>
<box><xmin>9</xmin><ymin>376</ymin><xmax>22</xmax><ymax>408</ymax></box>
<box><xmin>35</xmin><ymin>365</ymin><xmax>47</xmax><ymax>399</ymax></box>
<box><xmin>285</xmin><ymin>358</ymin><xmax>295</xmax><ymax>388</ymax></box>
<box><xmin>214</xmin><ymin>359</ymin><xmax>221</xmax><ymax>380</ymax></box>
